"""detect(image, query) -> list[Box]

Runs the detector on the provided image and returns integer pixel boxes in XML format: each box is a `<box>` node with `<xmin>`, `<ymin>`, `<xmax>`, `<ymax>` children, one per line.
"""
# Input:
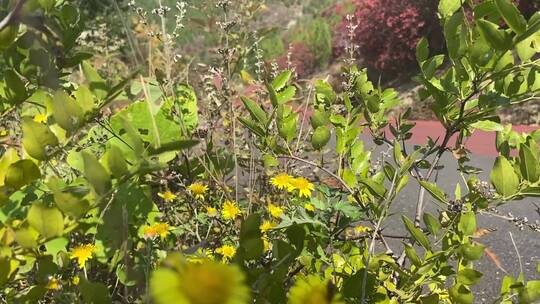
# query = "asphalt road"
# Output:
<box><xmin>376</xmin><ymin>146</ymin><xmax>540</xmax><ymax>302</ymax></box>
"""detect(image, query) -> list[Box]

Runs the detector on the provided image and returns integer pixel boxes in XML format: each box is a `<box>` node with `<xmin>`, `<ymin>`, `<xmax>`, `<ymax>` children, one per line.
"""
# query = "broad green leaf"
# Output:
<box><xmin>438</xmin><ymin>0</ymin><xmax>462</xmax><ymax>17</ymax></box>
<box><xmin>82</xmin><ymin>61</ymin><xmax>107</xmax><ymax>100</ymax></box>
<box><xmin>175</xmin><ymin>84</ymin><xmax>199</xmax><ymax>132</ymax></box>
<box><xmin>80</xmin><ymin>279</ymin><xmax>112</xmax><ymax>304</ymax></box>
<box><xmin>401</xmin><ymin>216</ymin><xmax>431</xmax><ymax>251</ymax></box>
<box><xmin>457</xmin><ymin>269</ymin><xmax>483</xmax><ymax>285</ymax></box>
<box><xmin>14</xmin><ymin>227</ymin><xmax>39</xmax><ymax>248</ymax></box>
<box><xmin>4</xmin><ymin>69</ymin><xmax>28</xmax><ymax>104</ymax></box>
<box><xmin>74</xmin><ymin>85</ymin><xmax>95</xmax><ymax>114</ymax></box>
<box><xmin>458</xmin><ymin>211</ymin><xmax>476</xmax><ymax>236</ymax></box>
<box><xmin>405</xmin><ymin>244</ymin><xmax>422</xmax><ymax>266</ymax></box>
<box><xmin>518</xmin><ymin>280</ymin><xmax>540</xmax><ymax>303</ymax></box>
<box><xmin>271</xmin><ymin>70</ymin><xmax>292</xmax><ymax>91</ymax></box>
<box><xmin>82</xmin><ymin>151</ymin><xmax>111</xmax><ymax>195</ymax></box>
<box><xmin>360</xmin><ymin>178</ymin><xmax>387</xmax><ymax>199</ymax></box>
<box><xmin>103</xmin><ymin>145</ymin><xmax>129</xmax><ymax>178</ymax></box>
<box><xmin>460</xmin><ymin>243</ymin><xmax>485</xmax><ymax>260</ymax></box>
<box><xmin>423</xmin><ymin>213</ymin><xmax>441</xmax><ymax>235</ymax></box>
<box><xmin>44</xmin><ymin>237</ymin><xmax>69</xmax><ymax>257</ymax></box>
<box><xmin>278</xmin><ymin>114</ymin><xmax>298</xmax><ymax>142</ymax></box>
<box><xmin>419</xmin><ymin>180</ymin><xmax>448</xmax><ymax>203</ymax></box>
<box><xmin>51</xmin><ymin>184</ymin><xmax>89</xmax><ymax>218</ymax></box>
<box><xmin>22</xmin><ymin>117</ymin><xmax>59</xmax><ymax>160</ymax></box>
<box><xmin>50</xmin><ymin>91</ymin><xmax>84</xmax><ymax>131</ymax></box>
<box><xmin>519</xmin><ymin>144</ymin><xmax>539</xmax><ymax>183</ymax></box>
<box><xmin>5</xmin><ymin>160</ymin><xmax>40</xmax><ymax>190</ymax></box>
<box><xmin>239</xmin><ymin>117</ymin><xmax>265</xmax><ymax>137</ymax></box>
<box><xmin>416</xmin><ymin>37</ymin><xmax>429</xmax><ymax>63</ymax></box>
<box><xmin>514</xmin><ymin>16</ymin><xmax>540</xmax><ymax>45</ymax></box>
<box><xmin>449</xmin><ymin>284</ymin><xmax>474</xmax><ymax>304</ymax></box>
<box><xmin>0</xmin><ymin>148</ymin><xmax>19</xmax><ymax>186</ymax></box>
<box><xmin>470</xmin><ymin>120</ymin><xmax>504</xmax><ymax>131</ymax></box>
<box><xmin>477</xmin><ymin>19</ymin><xmax>511</xmax><ymax>51</ymax></box>
<box><xmin>490</xmin><ymin>156</ymin><xmax>520</xmax><ymax>197</ymax></box>
<box><xmin>311</xmin><ymin>126</ymin><xmax>331</xmax><ymax>150</ymax></box>
<box><xmin>494</xmin><ymin>0</ymin><xmax>527</xmax><ymax>35</ymax></box>
<box><xmin>241</xmin><ymin>96</ymin><xmax>267</xmax><ymax>124</ymax></box>
<box><xmin>238</xmin><ymin>214</ymin><xmax>264</xmax><ymax>261</ymax></box>
<box><xmin>27</xmin><ymin>203</ymin><xmax>64</xmax><ymax>239</ymax></box>
<box><xmin>277</xmin><ymin>86</ymin><xmax>296</xmax><ymax>104</ymax></box>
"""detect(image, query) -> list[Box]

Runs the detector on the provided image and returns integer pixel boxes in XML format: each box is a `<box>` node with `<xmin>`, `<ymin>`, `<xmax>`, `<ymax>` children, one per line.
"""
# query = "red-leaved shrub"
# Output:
<box><xmin>275</xmin><ymin>42</ymin><xmax>316</xmax><ymax>79</ymax></box>
<box><xmin>334</xmin><ymin>0</ymin><xmax>442</xmax><ymax>77</ymax></box>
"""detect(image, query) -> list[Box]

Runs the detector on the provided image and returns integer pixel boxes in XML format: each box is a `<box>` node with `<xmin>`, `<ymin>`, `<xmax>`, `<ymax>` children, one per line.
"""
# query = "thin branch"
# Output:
<box><xmin>0</xmin><ymin>0</ymin><xmax>26</xmax><ymax>32</ymax></box>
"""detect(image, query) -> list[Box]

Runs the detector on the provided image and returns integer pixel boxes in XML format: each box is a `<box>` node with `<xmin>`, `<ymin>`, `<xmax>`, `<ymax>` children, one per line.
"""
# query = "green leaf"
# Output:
<box><xmin>405</xmin><ymin>244</ymin><xmax>422</xmax><ymax>266</ymax></box>
<box><xmin>5</xmin><ymin>160</ymin><xmax>40</xmax><ymax>190</ymax></box>
<box><xmin>0</xmin><ymin>148</ymin><xmax>19</xmax><ymax>186</ymax></box>
<box><xmin>22</xmin><ymin>117</ymin><xmax>59</xmax><ymax>161</ymax></box>
<box><xmin>311</xmin><ymin>126</ymin><xmax>331</xmax><ymax>150</ymax></box>
<box><xmin>50</xmin><ymin>90</ymin><xmax>84</xmax><ymax>131</ymax></box>
<box><xmin>175</xmin><ymin>84</ymin><xmax>199</xmax><ymax>132</ymax></box>
<box><xmin>241</xmin><ymin>96</ymin><xmax>267</xmax><ymax>124</ymax></box>
<box><xmin>82</xmin><ymin>151</ymin><xmax>111</xmax><ymax>195</ymax></box>
<box><xmin>80</xmin><ymin>279</ymin><xmax>112</xmax><ymax>304</ymax></box>
<box><xmin>457</xmin><ymin>268</ymin><xmax>483</xmax><ymax>285</ymax></box>
<box><xmin>271</xmin><ymin>70</ymin><xmax>292</xmax><ymax>91</ymax></box>
<box><xmin>239</xmin><ymin>117</ymin><xmax>265</xmax><ymax>137</ymax></box>
<box><xmin>470</xmin><ymin>120</ymin><xmax>504</xmax><ymax>131</ymax></box>
<box><xmin>494</xmin><ymin>0</ymin><xmax>527</xmax><ymax>35</ymax></box>
<box><xmin>423</xmin><ymin>213</ymin><xmax>441</xmax><ymax>235</ymax></box>
<box><xmin>238</xmin><ymin>214</ymin><xmax>264</xmax><ymax>261</ymax></box>
<box><xmin>277</xmin><ymin>86</ymin><xmax>296</xmax><ymax>104</ymax></box>
<box><xmin>360</xmin><ymin>178</ymin><xmax>387</xmax><ymax>199</ymax></box>
<box><xmin>103</xmin><ymin>145</ymin><xmax>129</xmax><ymax>178</ymax></box>
<box><xmin>514</xmin><ymin>17</ymin><xmax>540</xmax><ymax>45</ymax></box>
<box><xmin>419</xmin><ymin>180</ymin><xmax>448</xmax><ymax>203</ymax></box>
<box><xmin>438</xmin><ymin>0</ymin><xmax>462</xmax><ymax>17</ymax></box>
<box><xmin>519</xmin><ymin>280</ymin><xmax>540</xmax><ymax>303</ymax></box>
<box><xmin>477</xmin><ymin>19</ymin><xmax>512</xmax><ymax>51</ymax></box>
<box><xmin>4</xmin><ymin>69</ymin><xmax>28</xmax><ymax>104</ymax></box>
<box><xmin>401</xmin><ymin>216</ymin><xmax>431</xmax><ymax>251</ymax></box>
<box><xmin>82</xmin><ymin>61</ymin><xmax>107</xmax><ymax>100</ymax></box>
<box><xmin>49</xmin><ymin>180</ymin><xmax>89</xmax><ymax>218</ymax></box>
<box><xmin>458</xmin><ymin>211</ymin><xmax>477</xmax><ymax>236</ymax></box>
<box><xmin>14</xmin><ymin>227</ymin><xmax>39</xmax><ymax>248</ymax></box>
<box><xmin>416</xmin><ymin>37</ymin><xmax>429</xmax><ymax>63</ymax></box>
<box><xmin>490</xmin><ymin>156</ymin><xmax>520</xmax><ymax>197</ymax></box>
<box><xmin>74</xmin><ymin>85</ymin><xmax>95</xmax><ymax>114</ymax></box>
<box><xmin>27</xmin><ymin>203</ymin><xmax>64</xmax><ymax>239</ymax></box>
<box><xmin>460</xmin><ymin>243</ymin><xmax>485</xmax><ymax>260</ymax></box>
<box><xmin>449</xmin><ymin>284</ymin><xmax>474</xmax><ymax>304</ymax></box>
<box><xmin>44</xmin><ymin>237</ymin><xmax>68</xmax><ymax>257</ymax></box>
<box><xmin>519</xmin><ymin>144</ymin><xmax>539</xmax><ymax>183</ymax></box>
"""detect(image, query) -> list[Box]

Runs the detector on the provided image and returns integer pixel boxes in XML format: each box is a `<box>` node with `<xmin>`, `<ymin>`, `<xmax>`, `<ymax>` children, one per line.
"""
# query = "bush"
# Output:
<box><xmin>290</xmin><ymin>17</ymin><xmax>333</xmax><ymax>68</ymax></box>
<box><xmin>334</xmin><ymin>0</ymin><xmax>442</xmax><ymax>77</ymax></box>
<box><xmin>276</xmin><ymin>41</ymin><xmax>316</xmax><ymax>78</ymax></box>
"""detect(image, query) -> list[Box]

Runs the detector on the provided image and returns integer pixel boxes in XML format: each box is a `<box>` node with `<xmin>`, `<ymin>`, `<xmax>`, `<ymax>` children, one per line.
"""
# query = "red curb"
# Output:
<box><xmin>403</xmin><ymin>120</ymin><xmax>539</xmax><ymax>157</ymax></box>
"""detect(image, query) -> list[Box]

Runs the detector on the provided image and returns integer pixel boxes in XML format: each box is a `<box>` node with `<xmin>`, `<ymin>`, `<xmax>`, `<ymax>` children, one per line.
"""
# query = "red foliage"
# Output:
<box><xmin>275</xmin><ymin>42</ymin><xmax>316</xmax><ymax>79</ymax></box>
<box><xmin>334</xmin><ymin>0</ymin><xmax>441</xmax><ymax>77</ymax></box>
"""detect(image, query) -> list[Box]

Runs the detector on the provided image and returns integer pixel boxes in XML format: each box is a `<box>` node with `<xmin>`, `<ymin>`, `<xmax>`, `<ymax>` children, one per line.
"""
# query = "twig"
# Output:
<box><xmin>509</xmin><ymin>232</ymin><xmax>523</xmax><ymax>277</ymax></box>
<box><xmin>0</xmin><ymin>0</ymin><xmax>26</xmax><ymax>32</ymax></box>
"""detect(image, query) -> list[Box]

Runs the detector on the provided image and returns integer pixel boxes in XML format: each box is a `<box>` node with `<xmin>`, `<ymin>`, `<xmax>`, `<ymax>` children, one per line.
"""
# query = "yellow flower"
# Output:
<box><xmin>144</xmin><ymin>222</ymin><xmax>170</xmax><ymax>239</ymax></box>
<box><xmin>72</xmin><ymin>276</ymin><xmax>80</xmax><ymax>285</ymax></box>
<box><xmin>288</xmin><ymin>177</ymin><xmax>314</xmax><ymax>198</ymax></box>
<box><xmin>215</xmin><ymin>244</ymin><xmax>236</xmax><ymax>261</ymax></box>
<box><xmin>151</xmin><ymin>255</ymin><xmax>250</xmax><ymax>304</ymax></box>
<box><xmin>46</xmin><ymin>277</ymin><xmax>61</xmax><ymax>290</ymax></box>
<box><xmin>304</xmin><ymin>203</ymin><xmax>315</xmax><ymax>212</ymax></box>
<box><xmin>188</xmin><ymin>182</ymin><xmax>209</xmax><ymax>200</ymax></box>
<box><xmin>158</xmin><ymin>190</ymin><xmax>177</xmax><ymax>203</ymax></box>
<box><xmin>289</xmin><ymin>275</ymin><xmax>344</xmax><ymax>304</ymax></box>
<box><xmin>262</xmin><ymin>237</ymin><xmax>272</xmax><ymax>252</ymax></box>
<box><xmin>270</xmin><ymin>173</ymin><xmax>293</xmax><ymax>190</ymax></box>
<box><xmin>354</xmin><ymin>226</ymin><xmax>372</xmax><ymax>234</ymax></box>
<box><xmin>222</xmin><ymin>200</ymin><xmax>241</xmax><ymax>221</ymax></box>
<box><xmin>187</xmin><ymin>248</ymin><xmax>215</xmax><ymax>264</ymax></box>
<box><xmin>0</xmin><ymin>129</ymin><xmax>8</xmax><ymax>137</ymax></box>
<box><xmin>259</xmin><ymin>220</ymin><xmax>277</xmax><ymax>233</ymax></box>
<box><xmin>267</xmin><ymin>203</ymin><xmax>284</xmax><ymax>219</ymax></box>
<box><xmin>33</xmin><ymin>113</ymin><xmax>47</xmax><ymax>123</ymax></box>
<box><xmin>206</xmin><ymin>207</ymin><xmax>218</xmax><ymax>217</ymax></box>
<box><xmin>70</xmin><ymin>244</ymin><xmax>95</xmax><ymax>268</ymax></box>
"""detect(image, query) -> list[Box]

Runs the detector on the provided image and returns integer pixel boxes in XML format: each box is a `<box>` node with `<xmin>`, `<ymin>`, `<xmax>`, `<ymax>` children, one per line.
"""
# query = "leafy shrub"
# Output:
<box><xmin>290</xmin><ymin>17</ymin><xmax>333</xmax><ymax>68</ymax></box>
<box><xmin>260</xmin><ymin>33</ymin><xmax>286</xmax><ymax>60</ymax></box>
<box><xmin>275</xmin><ymin>41</ymin><xmax>316</xmax><ymax>78</ymax></box>
<box><xmin>334</xmin><ymin>0</ymin><xmax>442</xmax><ymax>77</ymax></box>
